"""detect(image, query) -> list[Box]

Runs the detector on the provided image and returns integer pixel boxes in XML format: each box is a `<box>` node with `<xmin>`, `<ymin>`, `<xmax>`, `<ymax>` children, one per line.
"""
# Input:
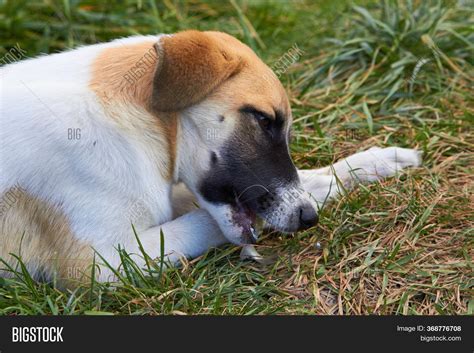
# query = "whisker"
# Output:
<box><xmin>235</xmin><ymin>184</ymin><xmax>269</xmax><ymax>202</ymax></box>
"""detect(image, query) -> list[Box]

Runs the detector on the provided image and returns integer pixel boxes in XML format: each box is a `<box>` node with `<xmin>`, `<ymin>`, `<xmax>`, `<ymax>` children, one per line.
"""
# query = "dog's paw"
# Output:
<box><xmin>367</xmin><ymin>146</ymin><xmax>422</xmax><ymax>169</ymax></box>
<box><xmin>339</xmin><ymin>146</ymin><xmax>422</xmax><ymax>182</ymax></box>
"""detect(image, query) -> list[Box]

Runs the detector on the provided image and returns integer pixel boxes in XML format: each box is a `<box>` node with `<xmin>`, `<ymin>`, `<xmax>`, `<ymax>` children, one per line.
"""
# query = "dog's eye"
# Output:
<box><xmin>240</xmin><ymin>105</ymin><xmax>275</xmax><ymax>136</ymax></box>
<box><xmin>255</xmin><ymin>113</ymin><xmax>272</xmax><ymax>132</ymax></box>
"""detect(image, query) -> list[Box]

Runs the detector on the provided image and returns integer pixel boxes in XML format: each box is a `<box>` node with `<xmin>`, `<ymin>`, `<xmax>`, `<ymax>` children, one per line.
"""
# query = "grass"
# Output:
<box><xmin>0</xmin><ymin>0</ymin><xmax>473</xmax><ymax>315</ymax></box>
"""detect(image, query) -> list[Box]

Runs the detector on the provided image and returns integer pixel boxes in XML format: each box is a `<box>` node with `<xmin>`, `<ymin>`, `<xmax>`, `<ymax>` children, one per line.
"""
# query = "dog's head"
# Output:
<box><xmin>152</xmin><ymin>31</ymin><xmax>317</xmax><ymax>244</ymax></box>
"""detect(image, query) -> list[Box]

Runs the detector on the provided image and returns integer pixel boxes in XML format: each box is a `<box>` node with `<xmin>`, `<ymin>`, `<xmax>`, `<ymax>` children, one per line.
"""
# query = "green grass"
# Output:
<box><xmin>0</xmin><ymin>0</ymin><xmax>473</xmax><ymax>315</ymax></box>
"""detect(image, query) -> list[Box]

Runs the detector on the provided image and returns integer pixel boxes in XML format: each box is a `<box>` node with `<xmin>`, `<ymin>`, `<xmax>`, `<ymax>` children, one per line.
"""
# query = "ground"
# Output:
<box><xmin>0</xmin><ymin>0</ymin><xmax>472</xmax><ymax>315</ymax></box>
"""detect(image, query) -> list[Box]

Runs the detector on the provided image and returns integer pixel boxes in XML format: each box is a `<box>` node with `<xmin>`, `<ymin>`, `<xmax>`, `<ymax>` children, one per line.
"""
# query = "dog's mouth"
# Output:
<box><xmin>231</xmin><ymin>197</ymin><xmax>259</xmax><ymax>244</ymax></box>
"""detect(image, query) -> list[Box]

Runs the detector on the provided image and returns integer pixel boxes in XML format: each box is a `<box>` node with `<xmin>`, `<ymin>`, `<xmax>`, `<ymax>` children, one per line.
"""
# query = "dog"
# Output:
<box><xmin>0</xmin><ymin>30</ymin><xmax>421</xmax><ymax>284</ymax></box>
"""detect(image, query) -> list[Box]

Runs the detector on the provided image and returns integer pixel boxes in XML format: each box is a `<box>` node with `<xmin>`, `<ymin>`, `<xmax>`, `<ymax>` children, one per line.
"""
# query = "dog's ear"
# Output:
<box><xmin>151</xmin><ymin>31</ymin><xmax>242</xmax><ymax>112</ymax></box>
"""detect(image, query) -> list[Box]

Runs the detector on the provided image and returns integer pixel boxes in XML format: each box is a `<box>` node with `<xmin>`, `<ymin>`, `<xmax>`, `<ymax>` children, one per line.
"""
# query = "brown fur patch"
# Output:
<box><xmin>152</xmin><ymin>30</ymin><xmax>243</xmax><ymax>112</ymax></box>
<box><xmin>89</xmin><ymin>40</ymin><xmax>158</xmax><ymax>109</ymax></box>
<box><xmin>0</xmin><ymin>187</ymin><xmax>93</xmax><ymax>287</ymax></box>
<box><xmin>89</xmin><ymin>40</ymin><xmax>178</xmax><ymax>180</ymax></box>
<box><xmin>201</xmin><ymin>31</ymin><xmax>291</xmax><ymax>121</ymax></box>
<box><xmin>159</xmin><ymin>111</ymin><xmax>178</xmax><ymax>180</ymax></box>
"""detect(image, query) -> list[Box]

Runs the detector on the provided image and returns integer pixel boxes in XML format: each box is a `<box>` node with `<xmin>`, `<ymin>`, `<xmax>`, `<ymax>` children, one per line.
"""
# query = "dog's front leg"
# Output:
<box><xmin>299</xmin><ymin>147</ymin><xmax>422</xmax><ymax>210</ymax></box>
<box><xmin>134</xmin><ymin>209</ymin><xmax>228</xmax><ymax>265</ymax></box>
<box><xmin>91</xmin><ymin>209</ymin><xmax>227</xmax><ymax>282</ymax></box>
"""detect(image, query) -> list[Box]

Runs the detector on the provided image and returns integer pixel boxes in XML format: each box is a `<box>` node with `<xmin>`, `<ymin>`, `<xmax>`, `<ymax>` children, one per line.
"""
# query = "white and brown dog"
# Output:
<box><xmin>0</xmin><ymin>30</ymin><xmax>421</xmax><ymax>284</ymax></box>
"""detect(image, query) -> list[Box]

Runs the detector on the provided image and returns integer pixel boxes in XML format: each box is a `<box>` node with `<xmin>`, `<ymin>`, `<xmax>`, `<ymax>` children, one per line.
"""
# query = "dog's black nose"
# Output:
<box><xmin>298</xmin><ymin>205</ymin><xmax>318</xmax><ymax>230</ymax></box>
